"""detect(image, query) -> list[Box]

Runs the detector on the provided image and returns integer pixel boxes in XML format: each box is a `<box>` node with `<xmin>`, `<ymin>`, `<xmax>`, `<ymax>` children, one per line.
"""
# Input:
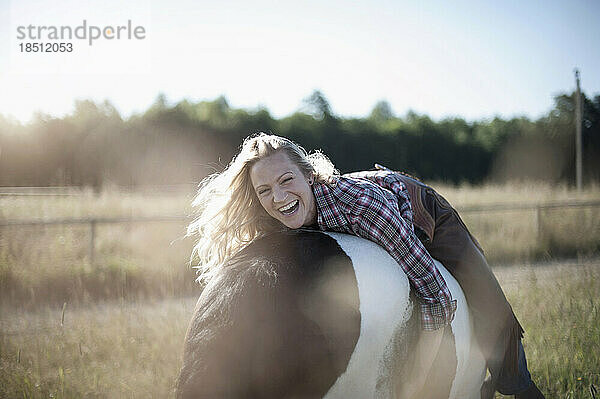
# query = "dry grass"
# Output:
<box><xmin>0</xmin><ymin>188</ymin><xmax>192</xmax><ymax>220</ymax></box>
<box><xmin>0</xmin><ymin>297</ymin><xmax>195</xmax><ymax>398</ymax></box>
<box><xmin>0</xmin><ymin>221</ymin><xmax>197</xmax><ymax>309</ymax></box>
<box><xmin>1</xmin><ymin>261</ymin><xmax>598</xmax><ymax>398</ymax></box>
<box><xmin>433</xmin><ymin>181</ymin><xmax>600</xmax><ymax>263</ymax></box>
<box><xmin>1</xmin><ymin>183</ymin><xmax>599</xmax><ymax>309</ymax></box>
<box><xmin>433</xmin><ymin>181</ymin><xmax>600</xmax><ymax>207</ymax></box>
<box><xmin>0</xmin><ymin>183</ymin><xmax>599</xmax><ymax>397</ymax></box>
<box><xmin>494</xmin><ymin>261</ymin><xmax>600</xmax><ymax>398</ymax></box>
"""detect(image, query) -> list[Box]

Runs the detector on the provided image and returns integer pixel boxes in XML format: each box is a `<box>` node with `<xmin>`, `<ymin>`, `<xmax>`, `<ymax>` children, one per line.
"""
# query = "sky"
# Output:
<box><xmin>0</xmin><ymin>0</ymin><xmax>599</xmax><ymax>123</ymax></box>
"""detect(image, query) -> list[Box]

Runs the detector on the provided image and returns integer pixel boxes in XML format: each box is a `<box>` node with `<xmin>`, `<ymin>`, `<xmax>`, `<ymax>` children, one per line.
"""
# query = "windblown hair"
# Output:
<box><xmin>187</xmin><ymin>133</ymin><xmax>339</xmax><ymax>282</ymax></box>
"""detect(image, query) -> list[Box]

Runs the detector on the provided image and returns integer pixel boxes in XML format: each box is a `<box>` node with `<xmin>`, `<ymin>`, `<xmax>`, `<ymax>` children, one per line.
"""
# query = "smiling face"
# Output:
<box><xmin>250</xmin><ymin>151</ymin><xmax>317</xmax><ymax>229</ymax></box>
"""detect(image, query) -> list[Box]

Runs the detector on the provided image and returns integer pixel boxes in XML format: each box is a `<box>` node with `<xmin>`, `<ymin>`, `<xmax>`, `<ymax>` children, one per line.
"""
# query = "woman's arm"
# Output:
<box><xmin>347</xmin><ymin>183</ymin><xmax>456</xmax><ymax>330</ymax></box>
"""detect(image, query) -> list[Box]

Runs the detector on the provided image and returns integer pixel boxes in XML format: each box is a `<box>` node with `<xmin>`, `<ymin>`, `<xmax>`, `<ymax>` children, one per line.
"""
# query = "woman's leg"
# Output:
<box><xmin>494</xmin><ymin>341</ymin><xmax>544</xmax><ymax>398</ymax></box>
<box><xmin>418</xmin><ymin>186</ymin><xmax>544</xmax><ymax>398</ymax></box>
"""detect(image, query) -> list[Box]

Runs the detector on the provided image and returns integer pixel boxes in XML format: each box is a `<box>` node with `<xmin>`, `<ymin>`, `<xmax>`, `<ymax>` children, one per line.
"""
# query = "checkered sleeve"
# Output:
<box><xmin>347</xmin><ymin>184</ymin><xmax>457</xmax><ymax>330</ymax></box>
<box><xmin>370</xmin><ymin>173</ymin><xmax>414</xmax><ymax>224</ymax></box>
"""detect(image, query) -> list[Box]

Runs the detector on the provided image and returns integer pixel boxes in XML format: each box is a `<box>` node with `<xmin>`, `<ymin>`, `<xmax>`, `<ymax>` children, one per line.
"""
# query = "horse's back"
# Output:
<box><xmin>177</xmin><ymin>230</ymin><xmax>485</xmax><ymax>399</ymax></box>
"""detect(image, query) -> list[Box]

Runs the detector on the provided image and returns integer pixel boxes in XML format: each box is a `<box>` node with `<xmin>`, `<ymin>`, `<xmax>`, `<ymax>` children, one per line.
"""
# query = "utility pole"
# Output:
<box><xmin>574</xmin><ymin>69</ymin><xmax>583</xmax><ymax>191</ymax></box>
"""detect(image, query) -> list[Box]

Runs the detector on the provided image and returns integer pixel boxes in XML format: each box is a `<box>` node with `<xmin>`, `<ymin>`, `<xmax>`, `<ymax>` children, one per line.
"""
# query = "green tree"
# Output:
<box><xmin>302</xmin><ymin>90</ymin><xmax>333</xmax><ymax>120</ymax></box>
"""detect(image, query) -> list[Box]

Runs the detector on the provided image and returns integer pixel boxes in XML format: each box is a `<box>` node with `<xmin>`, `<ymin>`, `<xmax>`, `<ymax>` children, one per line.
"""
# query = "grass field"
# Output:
<box><xmin>435</xmin><ymin>182</ymin><xmax>600</xmax><ymax>263</ymax></box>
<box><xmin>1</xmin><ymin>182</ymin><xmax>598</xmax><ymax>310</ymax></box>
<box><xmin>1</xmin><ymin>260</ymin><xmax>598</xmax><ymax>398</ymax></box>
<box><xmin>0</xmin><ymin>297</ymin><xmax>194</xmax><ymax>398</ymax></box>
<box><xmin>493</xmin><ymin>261</ymin><xmax>600</xmax><ymax>398</ymax></box>
<box><xmin>1</xmin><ymin>183</ymin><xmax>599</xmax><ymax>398</ymax></box>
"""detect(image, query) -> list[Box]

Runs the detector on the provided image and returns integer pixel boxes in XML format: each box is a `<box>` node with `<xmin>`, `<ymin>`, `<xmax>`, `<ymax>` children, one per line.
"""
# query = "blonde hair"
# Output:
<box><xmin>187</xmin><ymin>133</ymin><xmax>338</xmax><ymax>282</ymax></box>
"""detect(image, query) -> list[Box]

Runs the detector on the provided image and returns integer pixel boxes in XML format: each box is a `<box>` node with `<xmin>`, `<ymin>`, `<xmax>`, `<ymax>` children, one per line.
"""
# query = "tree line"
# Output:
<box><xmin>1</xmin><ymin>90</ymin><xmax>599</xmax><ymax>188</ymax></box>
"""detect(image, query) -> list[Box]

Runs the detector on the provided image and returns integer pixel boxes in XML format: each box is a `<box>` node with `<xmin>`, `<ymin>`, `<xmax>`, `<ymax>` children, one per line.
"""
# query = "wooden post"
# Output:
<box><xmin>575</xmin><ymin>69</ymin><xmax>583</xmax><ymax>191</ymax></box>
<box><xmin>536</xmin><ymin>206</ymin><xmax>542</xmax><ymax>242</ymax></box>
<box><xmin>89</xmin><ymin>220</ymin><xmax>96</xmax><ymax>266</ymax></box>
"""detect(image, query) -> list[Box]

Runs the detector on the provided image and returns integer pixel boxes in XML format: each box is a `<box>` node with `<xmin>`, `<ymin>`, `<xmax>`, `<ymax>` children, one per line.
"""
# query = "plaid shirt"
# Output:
<box><xmin>313</xmin><ymin>175</ymin><xmax>457</xmax><ymax>330</ymax></box>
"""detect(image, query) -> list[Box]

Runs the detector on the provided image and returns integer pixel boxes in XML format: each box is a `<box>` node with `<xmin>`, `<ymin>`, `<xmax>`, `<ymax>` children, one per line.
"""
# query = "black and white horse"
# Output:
<box><xmin>177</xmin><ymin>230</ymin><xmax>485</xmax><ymax>398</ymax></box>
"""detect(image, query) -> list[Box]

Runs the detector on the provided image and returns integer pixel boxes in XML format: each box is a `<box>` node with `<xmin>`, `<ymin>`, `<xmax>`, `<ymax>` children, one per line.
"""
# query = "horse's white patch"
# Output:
<box><xmin>323</xmin><ymin>233</ymin><xmax>412</xmax><ymax>398</ymax></box>
<box><xmin>323</xmin><ymin>233</ymin><xmax>485</xmax><ymax>399</ymax></box>
<box><xmin>436</xmin><ymin>259</ymin><xmax>486</xmax><ymax>399</ymax></box>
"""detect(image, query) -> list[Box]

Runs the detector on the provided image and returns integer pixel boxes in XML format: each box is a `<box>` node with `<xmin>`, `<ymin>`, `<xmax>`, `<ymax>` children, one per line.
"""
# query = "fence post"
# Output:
<box><xmin>89</xmin><ymin>220</ymin><xmax>96</xmax><ymax>266</ymax></box>
<box><xmin>536</xmin><ymin>206</ymin><xmax>542</xmax><ymax>242</ymax></box>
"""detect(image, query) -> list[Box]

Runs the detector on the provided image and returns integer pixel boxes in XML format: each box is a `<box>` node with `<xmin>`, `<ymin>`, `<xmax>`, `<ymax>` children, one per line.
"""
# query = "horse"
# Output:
<box><xmin>176</xmin><ymin>230</ymin><xmax>486</xmax><ymax>398</ymax></box>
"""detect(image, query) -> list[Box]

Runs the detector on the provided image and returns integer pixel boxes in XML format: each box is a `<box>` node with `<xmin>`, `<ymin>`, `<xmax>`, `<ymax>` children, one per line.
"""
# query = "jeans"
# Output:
<box><xmin>495</xmin><ymin>341</ymin><xmax>533</xmax><ymax>395</ymax></box>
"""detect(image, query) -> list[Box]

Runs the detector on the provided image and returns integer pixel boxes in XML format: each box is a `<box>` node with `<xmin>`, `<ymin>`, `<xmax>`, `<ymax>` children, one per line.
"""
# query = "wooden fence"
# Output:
<box><xmin>0</xmin><ymin>215</ymin><xmax>188</xmax><ymax>265</ymax></box>
<box><xmin>2</xmin><ymin>200</ymin><xmax>599</xmax><ymax>265</ymax></box>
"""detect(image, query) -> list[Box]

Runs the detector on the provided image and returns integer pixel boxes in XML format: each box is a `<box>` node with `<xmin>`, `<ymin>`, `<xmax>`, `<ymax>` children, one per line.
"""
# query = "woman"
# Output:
<box><xmin>188</xmin><ymin>133</ymin><xmax>544</xmax><ymax>399</ymax></box>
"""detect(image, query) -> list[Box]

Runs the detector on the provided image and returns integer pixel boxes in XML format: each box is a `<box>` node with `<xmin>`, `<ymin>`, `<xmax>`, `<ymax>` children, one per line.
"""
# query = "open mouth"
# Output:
<box><xmin>278</xmin><ymin>199</ymin><xmax>299</xmax><ymax>215</ymax></box>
